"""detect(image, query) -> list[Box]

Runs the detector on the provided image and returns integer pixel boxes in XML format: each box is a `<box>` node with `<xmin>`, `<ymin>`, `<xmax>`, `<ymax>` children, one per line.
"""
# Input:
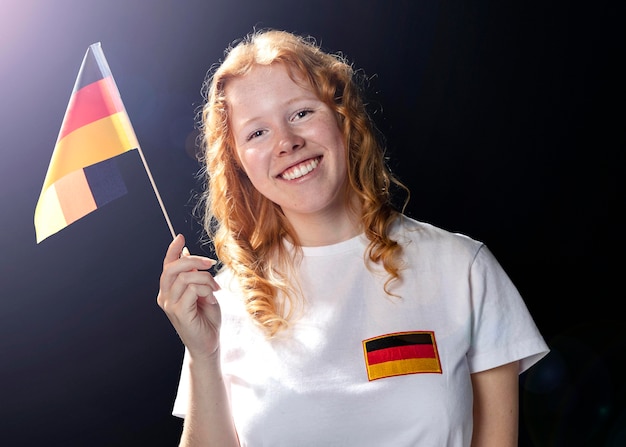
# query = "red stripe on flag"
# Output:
<box><xmin>59</xmin><ymin>77</ymin><xmax>124</xmax><ymax>139</ymax></box>
<box><xmin>367</xmin><ymin>343</ymin><xmax>436</xmax><ymax>366</ymax></box>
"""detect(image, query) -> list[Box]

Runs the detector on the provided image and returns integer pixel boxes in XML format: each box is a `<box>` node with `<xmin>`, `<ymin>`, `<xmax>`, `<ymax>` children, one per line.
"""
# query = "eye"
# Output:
<box><xmin>291</xmin><ymin>108</ymin><xmax>313</xmax><ymax>121</ymax></box>
<box><xmin>246</xmin><ymin>129</ymin><xmax>266</xmax><ymax>142</ymax></box>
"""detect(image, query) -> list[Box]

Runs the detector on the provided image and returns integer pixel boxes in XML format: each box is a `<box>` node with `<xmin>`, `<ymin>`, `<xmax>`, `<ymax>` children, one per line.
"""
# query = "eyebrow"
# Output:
<box><xmin>234</xmin><ymin>94</ymin><xmax>321</xmax><ymax>130</ymax></box>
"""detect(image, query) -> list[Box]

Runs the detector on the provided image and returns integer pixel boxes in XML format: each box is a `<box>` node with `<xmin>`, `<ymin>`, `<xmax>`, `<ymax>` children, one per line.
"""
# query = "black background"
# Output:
<box><xmin>1</xmin><ymin>1</ymin><xmax>624</xmax><ymax>445</ymax></box>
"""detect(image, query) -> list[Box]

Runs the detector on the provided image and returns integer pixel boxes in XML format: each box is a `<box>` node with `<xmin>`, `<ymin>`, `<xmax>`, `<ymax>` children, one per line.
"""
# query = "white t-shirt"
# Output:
<box><xmin>173</xmin><ymin>216</ymin><xmax>549</xmax><ymax>446</ymax></box>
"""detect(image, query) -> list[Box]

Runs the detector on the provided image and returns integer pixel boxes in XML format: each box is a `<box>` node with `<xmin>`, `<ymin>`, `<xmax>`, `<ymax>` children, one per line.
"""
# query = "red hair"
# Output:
<box><xmin>197</xmin><ymin>29</ymin><xmax>409</xmax><ymax>336</ymax></box>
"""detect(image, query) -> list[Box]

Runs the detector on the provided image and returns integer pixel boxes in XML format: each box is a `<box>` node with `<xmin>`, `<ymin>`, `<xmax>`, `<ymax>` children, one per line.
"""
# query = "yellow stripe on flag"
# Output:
<box><xmin>41</xmin><ymin>112</ymin><xmax>138</xmax><ymax>191</ymax></box>
<box><xmin>34</xmin><ymin>184</ymin><xmax>68</xmax><ymax>243</ymax></box>
<box><xmin>366</xmin><ymin>357</ymin><xmax>442</xmax><ymax>381</ymax></box>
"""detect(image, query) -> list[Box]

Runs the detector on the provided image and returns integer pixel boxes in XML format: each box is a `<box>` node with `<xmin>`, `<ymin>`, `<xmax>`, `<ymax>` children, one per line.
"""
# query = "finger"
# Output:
<box><xmin>171</xmin><ymin>282</ymin><xmax>219</xmax><ymax>321</ymax></box>
<box><xmin>159</xmin><ymin>276</ymin><xmax>212</xmax><ymax>314</ymax></box>
<box><xmin>173</xmin><ymin>255</ymin><xmax>218</xmax><ymax>282</ymax></box>
<box><xmin>160</xmin><ymin>263</ymin><xmax>219</xmax><ymax>307</ymax></box>
<box><xmin>184</xmin><ymin>284</ymin><xmax>216</xmax><ymax>304</ymax></box>
<box><xmin>163</xmin><ymin>270</ymin><xmax>219</xmax><ymax>308</ymax></box>
<box><xmin>164</xmin><ymin>234</ymin><xmax>186</xmax><ymax>266</ymax></box>
<box><xmin>178</xmin><ymin>270</ymin><xmax>221</xmax><ymax>294</ymax></box>
<box><xmin>170</xmin><ymin>237</ymin><xmax>217</xmax><ymax>272</ymax></box>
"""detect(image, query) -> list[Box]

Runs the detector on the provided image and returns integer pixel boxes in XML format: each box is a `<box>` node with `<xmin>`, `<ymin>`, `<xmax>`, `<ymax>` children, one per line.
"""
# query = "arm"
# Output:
<box><xmin>179</xmin><ymin>353</ymin><xmax>239</xmax><ymax>447</ymax></box>
<box><xmin>157</xmin><ymin>235</ymin><xmax>239</xmax><ymax>447</ymax></box>
<box><xmin>470</xmin><ymin>361</ymin><xmax>520</xmax><ymax>447</ymax></box>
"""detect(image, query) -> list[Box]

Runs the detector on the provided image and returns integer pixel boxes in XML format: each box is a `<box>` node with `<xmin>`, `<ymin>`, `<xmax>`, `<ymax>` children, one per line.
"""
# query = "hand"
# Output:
<box><xmin>157</xmin><ymin>234</ymin><xmax>222</xmax><ymax>361</ymax></box>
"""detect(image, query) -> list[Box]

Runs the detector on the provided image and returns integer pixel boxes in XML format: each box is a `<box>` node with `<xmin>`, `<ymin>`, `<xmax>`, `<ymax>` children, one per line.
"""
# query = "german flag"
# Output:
<box><xmin>34</xmin><ymin>42</ymin><xmax>139</xmax><ymax>243</ymax></box>
<box><xmin>363</xmin><ymin>331</ymin><xmax>442</xmax><ymax>381</ymax></box>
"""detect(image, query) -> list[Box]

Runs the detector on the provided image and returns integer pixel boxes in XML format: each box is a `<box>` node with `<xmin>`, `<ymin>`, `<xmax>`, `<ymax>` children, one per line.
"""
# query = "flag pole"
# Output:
<box><xmin>34</xmin><ymin>42</ymin><xmax>181</xmax><ymax>244</ymax></box>
<box><xmin>136</xmin><ymin>146</ymin><xmax>176</xmax><ymax>239</ymax></box>
<box><xmin>90</xmin><ymin>42</ymin><xmax>178</xmax><ymax>240</ymax></box>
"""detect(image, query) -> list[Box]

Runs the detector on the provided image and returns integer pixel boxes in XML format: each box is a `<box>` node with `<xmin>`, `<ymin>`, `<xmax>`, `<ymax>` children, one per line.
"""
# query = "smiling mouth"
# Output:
<box><xmin>280</xmin><ymin>157</ymin><xmax>321</xmax><ymax>180</ymax></box>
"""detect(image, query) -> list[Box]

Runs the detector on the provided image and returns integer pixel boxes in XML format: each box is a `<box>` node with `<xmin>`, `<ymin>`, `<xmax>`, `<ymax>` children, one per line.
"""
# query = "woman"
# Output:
<box><xmin>157</xmin><ymin>28</ymin><xmax>549</xmax><ymax>447</ymax></box>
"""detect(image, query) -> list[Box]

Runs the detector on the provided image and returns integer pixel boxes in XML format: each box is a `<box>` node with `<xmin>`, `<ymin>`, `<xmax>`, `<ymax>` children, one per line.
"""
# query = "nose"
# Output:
<box><xmin>276</xmin><ymin>126</ymin><xmax>304</xmax><ymax>155</ymax></box>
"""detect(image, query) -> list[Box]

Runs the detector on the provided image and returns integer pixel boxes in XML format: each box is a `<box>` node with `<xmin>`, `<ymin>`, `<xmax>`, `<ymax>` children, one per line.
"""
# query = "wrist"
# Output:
<box><xmin>188</xmin><ymin>348</ymin><xmax>222</xmax><ymax>377</ymax></box>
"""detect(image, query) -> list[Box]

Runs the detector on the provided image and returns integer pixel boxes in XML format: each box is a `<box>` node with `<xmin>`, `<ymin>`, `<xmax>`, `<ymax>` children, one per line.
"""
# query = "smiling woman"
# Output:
<box><xmin>156</xmin><ymin>28</ymin><xmax>549</xmax><ymax>447</ymax></box>
<box><xmin>226</xmin><ymin>64</ymin><xmax>351</xmax><ymax>243</ymax></box>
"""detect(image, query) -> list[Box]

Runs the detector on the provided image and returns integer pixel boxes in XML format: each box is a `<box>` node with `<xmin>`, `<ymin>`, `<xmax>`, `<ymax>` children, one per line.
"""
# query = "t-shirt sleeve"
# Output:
<box><xmin>466</xmin><ymin>245</ymin><xmax>549</xmax><ymax>374</ymax></box>
<box><xmin>172</xmin><ymin>348</ymin><xmax>190</xmax><ymax>418</ymax></box>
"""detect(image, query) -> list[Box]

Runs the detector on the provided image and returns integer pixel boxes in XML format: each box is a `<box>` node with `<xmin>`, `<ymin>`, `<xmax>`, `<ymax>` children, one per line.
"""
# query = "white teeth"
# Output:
<box><xmin>281</xmin><ymin>158</ymin><xmax>319</xmax><ymax>180</ymax></box>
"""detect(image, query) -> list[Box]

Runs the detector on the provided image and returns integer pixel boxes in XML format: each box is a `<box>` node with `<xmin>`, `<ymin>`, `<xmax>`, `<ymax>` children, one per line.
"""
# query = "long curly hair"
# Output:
<box><xmin>197</xmin><ymin>29</ymin><xmax>409</xmax><ymax>337</ymax></box>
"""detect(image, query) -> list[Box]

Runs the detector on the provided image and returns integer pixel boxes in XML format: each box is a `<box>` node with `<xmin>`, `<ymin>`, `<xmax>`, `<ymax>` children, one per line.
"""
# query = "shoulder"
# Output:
<box><xmin>391</xmin><ymin>214</ymin><xmax>485</xmax><ymax>262</ymax></box>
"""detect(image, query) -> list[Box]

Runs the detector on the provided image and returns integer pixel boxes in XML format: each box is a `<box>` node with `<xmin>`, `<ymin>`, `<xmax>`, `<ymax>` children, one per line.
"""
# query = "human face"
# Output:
<box><xmin>226</xmin><ymin>64</ymin><xmax>349</xmax><ymax>224</ymax></box>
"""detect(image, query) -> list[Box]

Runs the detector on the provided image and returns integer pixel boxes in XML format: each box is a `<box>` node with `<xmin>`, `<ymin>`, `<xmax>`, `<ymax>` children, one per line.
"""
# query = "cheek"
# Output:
<box><xmin>229</xmin><ymin>141</ymin><xmax>248</xmax><ymax>173</ymax></box>
<box><xmin>238</xmin><ymin>148</ymin><xmax>268</xmax><ymax>181</ymax></box>
<box><xmin>329</xmin><ymin>129</ymin><xmax>348</xmax><ymax>163</ymax></box>
<box><xmin>323</xmin><ymin>116</ymin><xmax>345</xmax><ymax>151</ymax></box>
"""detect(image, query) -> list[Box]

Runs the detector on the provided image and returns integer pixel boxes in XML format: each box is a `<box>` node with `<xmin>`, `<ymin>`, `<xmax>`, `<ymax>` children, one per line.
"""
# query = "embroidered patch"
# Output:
<box><xmin>362</xmin><ymin>331</ymin><xmax>442</xmax><ymax>381</ymax></box>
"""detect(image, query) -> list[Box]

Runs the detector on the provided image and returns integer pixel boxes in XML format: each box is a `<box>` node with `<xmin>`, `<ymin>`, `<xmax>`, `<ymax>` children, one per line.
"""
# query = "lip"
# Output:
<box><xmin>276</xmin><ymin>156</ymin><xmax>322</xmax><ymax>179</ymax></box>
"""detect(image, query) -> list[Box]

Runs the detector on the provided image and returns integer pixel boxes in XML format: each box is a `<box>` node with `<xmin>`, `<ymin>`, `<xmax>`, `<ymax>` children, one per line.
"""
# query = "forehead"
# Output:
<box><xmin>224</xmin><ymin>64</ymin><xmax>314</xmax><ymax>106</ymax></box>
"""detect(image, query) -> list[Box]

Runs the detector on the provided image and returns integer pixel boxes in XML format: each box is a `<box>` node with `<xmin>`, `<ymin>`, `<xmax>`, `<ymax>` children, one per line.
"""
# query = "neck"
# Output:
<box><xmin>283</xmin><ymin>201</ymin><xmax>362</xmax><ymax>247</ymax></box>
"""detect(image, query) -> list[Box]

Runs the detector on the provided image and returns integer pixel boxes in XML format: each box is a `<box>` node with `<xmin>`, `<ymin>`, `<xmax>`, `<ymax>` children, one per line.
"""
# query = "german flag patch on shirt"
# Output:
<box><xmin>362</xmin><ymin>331</ymin><xmax>442</xmax><ymax>381</ymax></box>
